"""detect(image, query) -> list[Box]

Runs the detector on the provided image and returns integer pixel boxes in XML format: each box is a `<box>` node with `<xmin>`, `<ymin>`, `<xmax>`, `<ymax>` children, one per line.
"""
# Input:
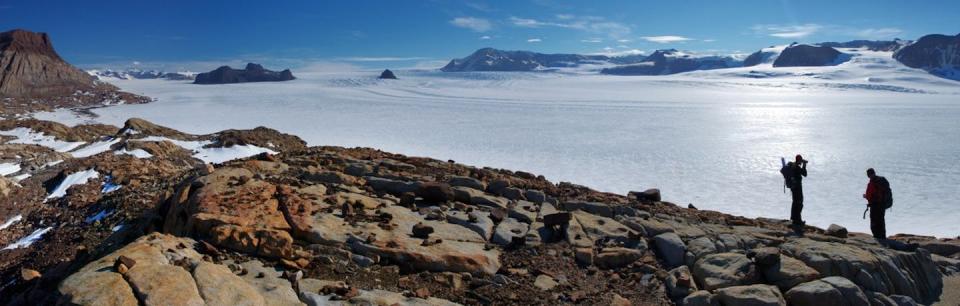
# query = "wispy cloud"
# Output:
<box><xmin>509</xmin><ymin>15</ymin><xmax>631</xmax><ymax>38</ymax></box>
<box><xmin>581</xmin><ymin>38</ymin><xmax>603</xmax><ymax>43</ymax></box>
<box><xmin>450</xmin><ymin>17</ymin><xmax>492</xmax><ymax>32</ymax></box>
<box><xmin>752</xmin><ymin>24</ymin><xmax>822</xmax><ymax>38</ymax></box>
<box><xmin>855</xmin><ymin>28</ymin><xmax>903</xmax><ymax>39</ymax></box>
<box><xmin>527</xmin><ymin>38</ymin><xmax>542</xmax><ymax>43</ymax></box>
<box><xmin>641</xmin><ymin>35</ymin><xmax>693</xmax><ymax>43</ymax></box>
<box><xmin>479</xmin><ymin>35</ymin><xmax>492</xmax><ymax>40</ymax></box>
<box><xmin>591</xmin><ymin>49</ymin><xmax>645</xmax><ymax>57</ymax></box>
<box><xmin>337</xmin><ymin>56</ymin><xmax>430</xmax><ymax>62</ymax></box>
<box><xmin>703</xmin><ymin>39</ymin><xmax>716</xmax><ymax>42</ymax></box>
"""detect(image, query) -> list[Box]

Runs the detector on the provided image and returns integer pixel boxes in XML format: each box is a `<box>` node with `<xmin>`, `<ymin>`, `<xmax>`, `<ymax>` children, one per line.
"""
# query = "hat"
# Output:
<box><xmin>795</xmin><ymin>154</ymin><xmax>804</xmax><ymax>162</ymax></box>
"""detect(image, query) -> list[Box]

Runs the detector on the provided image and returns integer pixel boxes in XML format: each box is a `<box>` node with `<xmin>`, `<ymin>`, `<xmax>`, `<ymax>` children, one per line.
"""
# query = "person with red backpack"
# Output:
<box><xmin>863</xmin><ymin>168</ymin><xmax>893</xmax><ymax>240</ymax></box>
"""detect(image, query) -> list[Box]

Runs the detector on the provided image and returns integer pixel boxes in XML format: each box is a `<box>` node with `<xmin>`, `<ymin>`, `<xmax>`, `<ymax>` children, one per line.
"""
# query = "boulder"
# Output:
<box><xmin>785</xmin><ymin>276</ymin><xmax>868</xmax><ymax>306</ymax></box>
<box><xmin>415</xmin><ymin>182</ymin><xmax>454</xmax><ymax>203</ymax></box>
<box><xmin>692</xmin><ymin>253</ymin><xmax>760</xmax><ymax>290</ymax></box>
<box><xmin>826</xmin><ymin>224</ymin><xmax>848</xmax><ymax>238</ymax></box>
<box><xmin>365</xmin><ymin>176</ymin><xmax>420</xmax><ymax>195</ymax></box>
<box><xmin>654</xmin><ymin>232</ymin><xmax>687</xmax><ymax>268</ymax></box>
<box><xmin>682</xmin><ymin>290</ymin><xmax>719</xmax><ymax>306</ymax></box>
<box><xmin>666</xmin><ymin>265</ymin><xmax>698</xmax><ymax>298</ymax></box>
<box><xmin>595</xmin><ymin>247</ymin><xmax>644</xmax><ymax>269</ymax></box>
<box><xmin>572</xmin><ymin>210</ymin><xmax>639</xmax><ymax>247</ymax></box>
<box><xmin>760</xmin><ymin>255</ymin><xmax>820</xmax><ymax>291</ymax></box>
<box><xmin>446</xmin><ymin>210</ymin><xmax>495</xmax><ymax>240</ymax></box>
<box><xmin>630</xmin><ymin>188</ymin><xmax>661</xmax><ymax>202</ymax></box>
<box><xmin>523</xmin><ymin>189</ymin><xmax>547</xmax><ymax>203</ymax></box>
<box><xmin>492</xmin><ymin>217</ymin><xmax>529</xmax><ymax>246</ymax></box>
<box><xmin>534</xmin><ymin>274</ymin><xmax>558</xmax><ymax>291</ymax></box>
<box><xmin>447</xmin><ymin>175</ymin><xmax>485</xmax><ymax>191</ymax></box>
<box><xmin>714</xmin><ymin>284</ymin><xmax>786</xmax><ymax>306</ymax></box>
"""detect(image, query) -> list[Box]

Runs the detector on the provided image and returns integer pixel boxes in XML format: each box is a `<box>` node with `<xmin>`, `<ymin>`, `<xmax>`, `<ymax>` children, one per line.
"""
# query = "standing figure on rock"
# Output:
<box><xmin>863</xmin><ymin>168</ymin><xmax>892</xmax><ymax>240</ymax></box>
<box><xmin>780</xmin><ymin>154</ymin><xmax>808</xmax><ymax>230</ymax></box>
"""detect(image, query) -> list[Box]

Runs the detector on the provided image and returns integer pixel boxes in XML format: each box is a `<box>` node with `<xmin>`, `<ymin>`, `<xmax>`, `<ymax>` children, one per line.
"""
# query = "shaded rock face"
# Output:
<box><xmin>193</xmin><ymin>63</ymin><xmax>295</xmax><ymax>84</ymax></box>
<box><xmin>600</xmin><ymin>49</ymin><xmax>740</xmax><ymax>75</ymax></box>
<box><xmin>819</xmin><ymin>40</ymin><xmax>905</xmax><ymax>52</ymax></box>
<box><xmin>440</xmin><ymin>47</ymin><xmax>613</xmax><ymax>72</ymax></box>
<box><xmin>0</xmin><ymin>29</ymin><xmax>100</xmax><ymax>98</ymax></box>
<box><xmin>742</xmin><ymin>49</ymin><xmax>779</xmax><ymax>67</ymax></box>
<box><xmin>378</xmin><ymin>69</ymin><xmax>397</xmax><ymax>79</ymax></box>
<box><xmin>893</xmin><ymin>33</ymin><xmax>960</xmax><ymax>80</ymax></box>
<box><xmin>772</xmin><ymin>44</ymin><xmax>844</xmax><ymax>67</ymax></box>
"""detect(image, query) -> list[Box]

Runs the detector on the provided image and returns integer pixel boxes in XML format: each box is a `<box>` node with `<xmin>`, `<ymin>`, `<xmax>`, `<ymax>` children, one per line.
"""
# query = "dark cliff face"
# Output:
<box><xmin>193</xmin><ymin>63</ymin><xmax>296</xmax><ymax>84</ymax></box>
<box><xmin>0</xmin><ymin>29</ymin><xmax>100</xmax><ymax>97</ymax></box>
<box><xmin>600</xmin><ymin>49</ymin><xmax>740</xmax><ymax>75</ymax></box>
<box><xmin>893</xmin><ymin>33</ymin><xmax>960</xmax><ymax>80</ymax></box>
<box><xmin>772</xmin><ymin>45</ymin><xmax>844</xmax><ymax>67</ymax></box>
<box><xmin>440</xmin><ymin>48</ymin><xmax>613</xmax><ymax>72</ymax></box>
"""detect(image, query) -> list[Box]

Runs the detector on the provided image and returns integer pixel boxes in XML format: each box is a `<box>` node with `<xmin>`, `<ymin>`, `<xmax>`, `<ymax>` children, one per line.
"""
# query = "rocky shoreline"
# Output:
<box><xmin>1</xmin><ymin>118</ymin><xmax>959</xmax><ymax>305</ymax></box>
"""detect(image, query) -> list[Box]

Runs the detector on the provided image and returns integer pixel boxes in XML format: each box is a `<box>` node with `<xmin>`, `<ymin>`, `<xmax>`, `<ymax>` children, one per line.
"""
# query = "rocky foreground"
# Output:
<box><xmin>1</xmin><ymin>118</ymin><xmax>959</xmax><ymax>306</ymax></box>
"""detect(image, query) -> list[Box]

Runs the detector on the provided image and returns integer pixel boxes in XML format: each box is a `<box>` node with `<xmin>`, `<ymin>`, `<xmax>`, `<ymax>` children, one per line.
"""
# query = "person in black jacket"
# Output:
<box><xmin>789</xmin><ymin>154</ymin><xmax>808</xmax><ymax>227</ymax></box>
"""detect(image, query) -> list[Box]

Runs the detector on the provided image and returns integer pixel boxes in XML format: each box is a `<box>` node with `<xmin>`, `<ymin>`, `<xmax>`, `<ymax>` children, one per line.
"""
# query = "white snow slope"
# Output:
<box><xmin>34</xmin><ymin>49</ymin><xmax>960</xmax><ymax>237</ymax></box>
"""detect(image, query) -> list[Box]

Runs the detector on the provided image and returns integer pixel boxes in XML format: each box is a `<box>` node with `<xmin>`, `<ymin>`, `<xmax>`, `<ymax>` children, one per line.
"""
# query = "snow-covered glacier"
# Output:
<box><xmin>36</xmin><ymin>48</ymin><xmax>960</xmax><ymax>237</ymax></box>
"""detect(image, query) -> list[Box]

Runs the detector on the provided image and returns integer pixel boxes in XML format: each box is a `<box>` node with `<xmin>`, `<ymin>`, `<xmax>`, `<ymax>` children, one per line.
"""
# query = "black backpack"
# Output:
<box><xmin>780</xmin><ymin>163</ymin><xmax>795</xmax><ymax>189</ymax></box>
<box><xmin>876</xmin><ymin>176</ymin><xmax>893</xmax><ymax>209</ymax></box>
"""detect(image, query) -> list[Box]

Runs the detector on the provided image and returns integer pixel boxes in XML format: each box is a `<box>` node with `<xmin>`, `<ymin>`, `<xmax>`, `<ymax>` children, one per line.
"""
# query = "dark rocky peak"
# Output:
<box><xmin>893</xmin><ymin>33</ymin><xmax>960</xmax><ymax>80</ymax></box>
<box><xmin>379</xmin><ymin>69</ymin><xmax>397</xmax><ymax>79</ymax></box>
<box><xmin>245</xmin><ymin>63</ymin><xmax>265</xmax><ymax>71</ymax></box>
<box><xmin>193</xmin><ymin>63</ymin><xmax>295</xmax><ymax>84</ymax></box>
<box><xmin>772</xmin><ymin>44</ymin><xmax>845</xmax><ymax>67</ymax></box>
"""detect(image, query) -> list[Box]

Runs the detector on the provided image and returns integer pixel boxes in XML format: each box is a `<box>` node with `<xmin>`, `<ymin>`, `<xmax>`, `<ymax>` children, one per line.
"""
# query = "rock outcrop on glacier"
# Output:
<box><xmin>194</xmin><ymin>63</ymin><xmax>295</xmax><ymax>84</ymax></box>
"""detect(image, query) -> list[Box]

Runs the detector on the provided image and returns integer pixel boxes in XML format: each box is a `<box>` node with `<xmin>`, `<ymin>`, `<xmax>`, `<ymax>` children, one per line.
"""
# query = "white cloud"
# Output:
<box><xmin>480</xmin><ymin>35</ymin><xmax>492</xmax><ymax>40</ymax></box>
<box><xmin>581</xmin><ymin>38</ymin><xmax>603</xmax><ymax>43</ymax></box>
<box><xmin>617</xmin><ymin>39</ymin><xmax>631</xmax><ymax>43</ymax></box>
<box><xmin>641</xmin><ymin>35</ymin><xmax>693</xmax><ymax>43</ymax></box>
<box><xmin>450</xmin><ymin>17</ymin><xmax>492</xmax><ymax>32</ymax></box>
<box><xmin>703</xmin><ymin>39</ymin><xmax>716</xmax><ymax>42</ymax></box>
<box><xmin>591</xmin><ymin>49</ymin><xmax>645</xmax><ymax>57</ymax></box>
<box><xmin>855</xmin><ymin>28</ymin><xmax>903</xmax><ymax>39</ymax></box>
<box><xmin>527</xmin><ymin>38</ymin><xmax>542</xmax><ymax>43</ymax></box>
<box><xmin>337</xmin><ymin>57</ymin><xmax>430</xmax><ymax>62</ymax></box>
<box><xmin>753</xmin><ymin>24</ymin><xmax>822</xmax><ymax>38</ymax></box>
<box><xmin>132</xmin><ymin>61</ymin><xmax>141</xmax><ymax>66</ymax></box>
<box><xmin>509</xmin><ymin>16</ymin><xmax>631</xmax><ymax>38</ymax></box>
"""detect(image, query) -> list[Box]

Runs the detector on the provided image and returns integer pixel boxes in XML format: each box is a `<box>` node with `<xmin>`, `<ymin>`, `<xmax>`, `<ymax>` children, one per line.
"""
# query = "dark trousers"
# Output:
<box><xmin>790</xmin><ymin>185</ymin><xmax>804</xmax><ymax>225</ymax></box>
<box><xmin>870</xmin><ymin>206</ymin><xmax>886</xmax><ymax>239</ymax></box>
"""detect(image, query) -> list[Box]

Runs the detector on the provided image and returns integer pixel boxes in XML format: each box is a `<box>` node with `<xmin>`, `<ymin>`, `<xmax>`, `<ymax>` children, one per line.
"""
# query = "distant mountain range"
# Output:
<box><xmin>441</xmin><ymin>34</ymin><xmax>960</xmax><ymax>81</ymax></box>
<box><xmin>87</xmin><ymin>69</ymin><xmax>196</xmax><ymax>81</ymax></box>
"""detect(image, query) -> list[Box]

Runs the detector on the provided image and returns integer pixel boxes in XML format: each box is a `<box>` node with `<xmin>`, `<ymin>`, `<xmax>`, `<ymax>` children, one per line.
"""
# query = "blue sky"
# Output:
<box><xmin>2</xmin><ymin>0</ymin><xmax>958</xmax><ymax>71</ymax></box>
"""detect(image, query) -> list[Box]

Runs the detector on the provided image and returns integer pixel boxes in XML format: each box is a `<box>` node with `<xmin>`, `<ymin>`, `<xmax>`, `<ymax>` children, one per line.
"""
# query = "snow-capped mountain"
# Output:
<box><xmin>894</xmin><ymin>33</ymin><xmax>960</xmax><ymax>80</ymax></box>
<box><xmin>440</xmin><ymin>48</ymin><xmax>645</xmax><ymax>72</ymax></box>
<box><xmin>87</xmin><ymin>69</ymin><xmax>196</xmax><ymax>81</ymax></box>
<box><xmin>600</xmin><ymin>49</ymin><xmax>742</xmax><ymax>75</ymax></box>
<box><xmin>440</xmin><ymin>35</ymin><xmax>960</xmax><ymax>81</ymax></box>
